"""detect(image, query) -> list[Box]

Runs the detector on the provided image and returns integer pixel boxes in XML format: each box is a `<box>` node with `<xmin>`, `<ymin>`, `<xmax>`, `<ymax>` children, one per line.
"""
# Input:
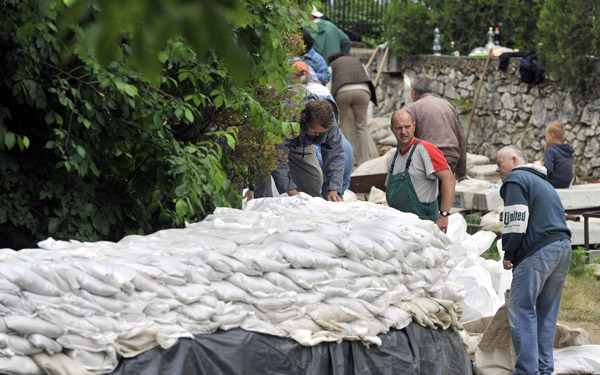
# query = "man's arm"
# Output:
<box><xmin>500</xmin><ymin>181</ymin><xmax>529</xmax><ymax>269</ymax></box>
<box><xmin>320</xmin><ymin>126</ymin><xmax>345</xmax><ymax>195</ymax></box>
<box><xmin>453</xmin><ymin>111</ymin><xmax>468</xmax><ymax>180</ymax></box>
<box><xmin>543</xmin><ymin>148</ymin><xmax>555</xmax><ymax>176</ymax></box>
<box><xmin>270</xmin><ymin>140</ymin><xmax>298</xmax><ymax>195</ymax></box>
<box><xmin>434</xmin><ymin>169</ymin><xmax>455</xmax><ymax>232</ymax></box>
<box><xmin>336</xmin><ymin>26</ymin><xmax>351</xmax><ymax>53</ymax></box>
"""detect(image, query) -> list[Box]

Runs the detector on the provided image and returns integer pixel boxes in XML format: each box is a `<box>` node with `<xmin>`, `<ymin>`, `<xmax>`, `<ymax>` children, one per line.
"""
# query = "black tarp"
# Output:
<box><xmin>110</xmin><ymin>322</ymin><xmax>472</xmax><ymax>374</ymax></box>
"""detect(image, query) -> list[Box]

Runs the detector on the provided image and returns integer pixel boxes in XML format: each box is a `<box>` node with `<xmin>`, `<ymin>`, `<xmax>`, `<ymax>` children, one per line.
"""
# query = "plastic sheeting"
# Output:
<box><xmin>110</xmin><ymin>322</ymin><xmax>472</xmax><ymax>375</ymax></box>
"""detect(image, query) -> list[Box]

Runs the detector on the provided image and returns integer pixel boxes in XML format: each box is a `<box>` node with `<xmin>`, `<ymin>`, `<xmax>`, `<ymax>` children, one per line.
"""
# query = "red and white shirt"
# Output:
<box><xmin>385</xmin><ymin>138</ymin><xmax>449</xmax><ymax>203</ymax></box>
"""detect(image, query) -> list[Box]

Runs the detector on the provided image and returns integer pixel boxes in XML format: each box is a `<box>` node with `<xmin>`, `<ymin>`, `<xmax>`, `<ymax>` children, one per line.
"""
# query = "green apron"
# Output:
<box><xmin>386</xmin><ymin>140</ymin><xmax>439</xmax><ymax>222</ymax></box>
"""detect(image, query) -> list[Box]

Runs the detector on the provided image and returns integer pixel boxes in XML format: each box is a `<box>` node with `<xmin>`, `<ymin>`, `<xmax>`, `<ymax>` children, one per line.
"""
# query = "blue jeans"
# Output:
<box><xmin>507</xmin><ymin>238</ymin><xmax>571</xmax><ymax>375</ymax></box>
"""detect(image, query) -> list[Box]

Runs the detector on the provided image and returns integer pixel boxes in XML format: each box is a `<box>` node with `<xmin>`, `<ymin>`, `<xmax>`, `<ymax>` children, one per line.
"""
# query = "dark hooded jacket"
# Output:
<box><xmin>271</xmin><ymin>86</ymin><xmax>345</xmax><ymax>194</ymax></box>
<box><xmin>543</xmin><ymin>143</ymin><xmax>574</xmax><ymax>189</ymax></box>
<box><xmin>500</xmin><ymin>165</ymin><xmax>571</xmax><ymax>268</ymax></box>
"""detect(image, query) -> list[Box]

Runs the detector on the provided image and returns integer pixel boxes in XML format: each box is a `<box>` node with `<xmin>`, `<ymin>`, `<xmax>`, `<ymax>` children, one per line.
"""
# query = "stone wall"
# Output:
<box><xmin>354</xmin><ymin>50</ymin><xmax>600</xmax><ymax>180</ymax></box>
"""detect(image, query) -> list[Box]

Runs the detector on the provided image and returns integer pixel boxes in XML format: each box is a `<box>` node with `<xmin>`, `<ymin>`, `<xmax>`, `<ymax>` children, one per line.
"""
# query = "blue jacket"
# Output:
<box><xmin>271</xmin><ymin>84</ymin><xmax>345</xmax><ymax>194</ymax></box>
<box><xmin>302</xmin><ymin>48</ymin><xmax>331</xmax><ymax>85</ymax></box>
<box><xmin>500</xmin><ymin>165</ymin><xmax>571</xmax><ymax>267</ymax></box>
<box><xmin>543</xmin><ymin>143</ymin><xmax>574</xmax><ymax>188</ymax></box>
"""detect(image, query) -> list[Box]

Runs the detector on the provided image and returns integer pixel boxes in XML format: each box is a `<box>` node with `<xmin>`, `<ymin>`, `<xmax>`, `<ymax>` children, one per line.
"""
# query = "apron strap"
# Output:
<box><xmin>405</xmin><ymin>140</ymin><xmax>422</xmax><ymax>169</ymax></box>
<box><xmin>389</xmin><ymin>139</ymin><xmax>421</xmax><ymax>173</ymax></box>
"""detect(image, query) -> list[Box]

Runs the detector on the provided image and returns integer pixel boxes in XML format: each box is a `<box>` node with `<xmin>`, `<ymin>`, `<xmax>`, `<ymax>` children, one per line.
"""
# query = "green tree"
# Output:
<box><xmin>536</xmin><ymin>0</ymin><xmax>600</xmax><ymax>91</ymax></box>
<box><xmin>385</xmin><ymin>0</ymin><xmax>541</xmax><ymax>57</ymax></box>
<box><xmin>0</xmin><ymin>0</ymin><xmax>311</xmax><ymax>249</ymax></box>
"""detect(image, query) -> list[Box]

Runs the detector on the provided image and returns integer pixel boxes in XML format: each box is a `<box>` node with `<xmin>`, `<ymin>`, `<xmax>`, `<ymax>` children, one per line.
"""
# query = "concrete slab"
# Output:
<box><xmin>556</xmin><ymin>183</ymin><xmax>600</xmax><ymax>211</ymax></box>
<box><xmin>467</xmin><ymin>164</ymin><xmax>501</xmax><ymax>183</ymax></box>
<box><xmin>567</xmin><ymin>217</ymin><xmax>600</xmax><ymax>246</ymax></box>
<box><xmin>467</xmin><ymin>153</ymin><xmax>490</xmax><ymax>167</ymax></box>
<box><xmin>453</xmin><ymin>179</ymin><xmax>503</xmax><ymax>211</ymax></box>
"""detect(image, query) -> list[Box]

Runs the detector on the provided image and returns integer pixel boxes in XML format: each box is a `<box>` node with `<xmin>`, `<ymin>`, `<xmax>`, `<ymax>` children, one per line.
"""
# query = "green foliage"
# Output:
<box><xmin>384</xmin><ymin>0</ymin><xmax>433</xmax><ymax>59</ymax></box>
<box><xmin>569</xmin><ymin>246</ymin><xmax>595</xmax><ymax>278</ymax></box>
<box><xmin>0</xmin><ymin>0</ymin><xmax>310</xmax><ymax>248</ymax></box>
<box><xmin>536</xmin><ymin>0</ymin><xmax>600</xmax><ymax>91</ymax></box>
<box><xmin>481</xmin><ymin>239</ymin><xmax>501</xmax><ymax>261</ymax></box>
<box><xmin>452</xmin><ymin>95</ymin><xmax>474</xmax><ymax>114</ymax></box>
<box><xmin>385</xmin><ymin>0</ymin><xmax>541</xmax><ymax>58</ymax></box>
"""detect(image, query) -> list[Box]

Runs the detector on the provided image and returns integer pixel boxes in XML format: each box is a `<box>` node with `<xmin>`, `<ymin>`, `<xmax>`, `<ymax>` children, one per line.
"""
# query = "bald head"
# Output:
<box><xmin>390</xmin><ymin>110</ymin><xmax>416</xmax><ymax>151</ymax></box>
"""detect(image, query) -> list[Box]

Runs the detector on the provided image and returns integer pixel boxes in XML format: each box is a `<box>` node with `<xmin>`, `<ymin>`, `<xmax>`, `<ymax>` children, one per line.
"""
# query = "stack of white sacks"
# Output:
<box><xmin>0</xmin><ymin>194</ymin><xmax>505</xmax><ymax>374</ymax></box>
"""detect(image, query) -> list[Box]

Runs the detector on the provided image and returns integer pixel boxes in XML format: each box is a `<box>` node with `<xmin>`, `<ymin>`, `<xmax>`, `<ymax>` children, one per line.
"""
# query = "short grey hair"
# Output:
<box><xmin>499</xmin><ymin>145</ymin><xmax>527</xmax><ymax>163</ymax></box>
<box><xmin>390</xmin><ymin>109</ymin><xmax>413</xmax><ymax>127</ymax></box>
<box><xmin>410</xmin><ymin>74</ymin><xmax>433</xmax><ymax>95</ymax></box>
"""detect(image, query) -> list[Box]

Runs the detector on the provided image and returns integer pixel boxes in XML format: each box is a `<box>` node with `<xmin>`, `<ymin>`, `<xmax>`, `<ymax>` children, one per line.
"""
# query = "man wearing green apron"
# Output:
<box><xmin>386</xmin><ymin>110</ymin><xmax>456</xmax><ymax>232</ymax></box>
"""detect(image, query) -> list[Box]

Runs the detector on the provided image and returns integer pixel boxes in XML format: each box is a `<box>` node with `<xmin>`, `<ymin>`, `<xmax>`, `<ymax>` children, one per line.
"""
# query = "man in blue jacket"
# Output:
<box><xmin>270</xmin><ymin>98</ymin><xmax>345</xmax><ymax>202</ymax></box>
<box><xmin>496</xmin><ymin>145</ymin><xmax>571</xmax><ymax>375</ymax></box>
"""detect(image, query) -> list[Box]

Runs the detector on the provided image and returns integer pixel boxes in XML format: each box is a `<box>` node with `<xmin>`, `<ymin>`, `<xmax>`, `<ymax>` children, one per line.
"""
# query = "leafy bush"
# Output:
<box><xmin>536</xmin><ymin>0</ymin><xmax>600</xmax><ymax>91</ymax></box>
<box><xmin>569</xmin><ymin>246</ymin><xmax>595</xmax><ymax>278</ymax></box>
<box><xmin>385</xmin><ymin>0</ymin><xmax>541</xmax><ymax>58</ymax></box>
<box><xmin>0</xmin><ymin>0</ymin><xmax>309</xmax><ymax>248</ymax></box>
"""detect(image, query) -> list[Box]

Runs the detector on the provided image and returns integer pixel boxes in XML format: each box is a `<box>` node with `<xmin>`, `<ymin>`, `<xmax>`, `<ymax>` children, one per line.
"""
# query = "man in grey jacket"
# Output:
<box><xmin>406</xmin><ymin>74</ymin><xmax>467</xmax><ymax>180</ymax></box>
<box><xmin>270</xmin><ymin>98</ymin><xmax>345</xmax><ymax>202</ymax></box>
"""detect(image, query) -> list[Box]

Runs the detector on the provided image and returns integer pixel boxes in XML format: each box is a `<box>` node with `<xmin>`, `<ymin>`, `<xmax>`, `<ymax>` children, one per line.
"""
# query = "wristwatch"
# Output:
<box><xmin>440</xmin><ymin>210</ymin><xmax>450</xmax><ymax>217</ymax></box>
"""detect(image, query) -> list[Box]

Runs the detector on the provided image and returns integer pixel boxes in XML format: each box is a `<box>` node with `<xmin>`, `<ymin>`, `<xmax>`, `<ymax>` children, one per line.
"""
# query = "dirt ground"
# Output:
<box><xmin>559</xmin><ymin>320</ymin><xmax>600</xmax><ymax>345</ymax></box>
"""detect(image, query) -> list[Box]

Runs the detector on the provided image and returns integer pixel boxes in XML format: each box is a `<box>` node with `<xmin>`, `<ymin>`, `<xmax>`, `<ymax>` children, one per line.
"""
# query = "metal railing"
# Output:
<box><xmin>321</xmin><ymin>0</ymin><xmax>389</xmax><ymax>40</ymax></box>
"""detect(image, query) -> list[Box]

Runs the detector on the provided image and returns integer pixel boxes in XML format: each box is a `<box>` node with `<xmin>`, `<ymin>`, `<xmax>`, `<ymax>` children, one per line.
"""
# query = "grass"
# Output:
<box><xmin>559</xmin><ymin>270</ymin><xmax>600</xmax><ymax>323</ymax></box>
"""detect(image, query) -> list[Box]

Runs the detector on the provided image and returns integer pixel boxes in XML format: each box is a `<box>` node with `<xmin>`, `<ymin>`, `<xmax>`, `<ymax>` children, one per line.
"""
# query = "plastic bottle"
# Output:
<box><xmin>494</xmin><ymin>27</ymin><xmax>500</xmax><ymax>46</ymax></box>
<box><xmin>450</xmin><ymin>41</ymin><xmax>459</xmax><ymax>56</ymax></box>
<box><xmin>433</xmin><ymin>26</ymin><xmax>441</xmax><ymax>56</ymax></box>
<box><xmin>485</xmin><ymin>27</ymin><xmax>494</xmax><ymax>53</ymax></box>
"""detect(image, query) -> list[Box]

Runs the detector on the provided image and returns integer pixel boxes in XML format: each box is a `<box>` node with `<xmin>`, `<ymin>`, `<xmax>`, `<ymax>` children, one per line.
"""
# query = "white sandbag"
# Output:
<box><xmin>345</xmin><ymin>233</ymin><xmax>391</xmax><ymax>260</ymax></box>
<box><xmin>31</xmin><ymin>352</ymin><xmax>94</xmax><ymax>375</ymax></box>
<box><xmin>282</xmin><ymin>269</ymin><xmax>330</xmax><ymax>289</ymax></box>
<box><xmin>214</xmin><ymin>305</ymin><xmax>248</xmax><ymax>330</ymax></box>
<box><xmin>58</xmin><ymin>266</ymin><xmax>120</xmax><ymax>297</ymax></box>
<box><xmin>553</xmin><ymin>345</ymin><xmax>600</xmax><ymax>374</ymax></box>
<box><xmin>0</xmin><ymin>264</ymin><xmax>62</xmax><ymax>297</ymax></box>
<box><xmin>253</xmin><ymin>296</ymin><xmax>297</xmax><ymax>312</ymax></box>
<box><xmin>0</xmin><ymin>293</ymin><xmax>34</xmax><ymax>315</ymax></box>
<box><xmin>404</xmin><ymin>251</ymin><xmax>428</xmax><ymax>269</ymax></box>
<box><xmin>67</xmin><ymin>346</ymin><xmax>118</xmax><ymax>374</ymax></box>
<box><xmin>337</xmin><ymin>258</ymin><xmax>378</xmax><ymax>276</ymax></box>
<box><xmin>272</xmin><ymin>242</ymin><xmax>340</xmax><ymax>269</ymax></box>
<box><xmin>210</xmin><ymin>281</ymin><xmax>254</xmax><ymax>304</ymax></box>
<box><xmin>37</xmin><ymin>307</ymin><xmax>99</xmax><ymax>334</ymax></box>
<box><xmin>228</xmin><ymin>246</ymin><xmax>289</xmax><ymax>273</ymax></box>
<box><xmin>227</xmin><ymin>273</ymin><xmax>284</xmax><ymax>295</ymax></box>
<box><xmin>262</xmin><ymin>272</ymin><xmax>305</xmax><ymax>293</ymax></box>
<box><xmin>77</xmin><ymin>290</ymin><xmax>129</xmax><ymax>314</ymax></box>
<box><xmin>326</xmin><ymin>297</ymin><xmax>373</xmax><ymax>319</ymax></box>
<box><xmin>0</xmin><ymin>355</ymin><xmax>43</xmax><ymax>375</ymax></box>
<box><xmin>168</xmin><ymin>283</ymin><xmax>209</xmax><ymax>304</ymax></box>
<box><xmin>0</xmin><ymin>333</ymin><xmax>42</xmax><ymax>355</ymax></box>
<box><xmin>380</xmin><ymin>306</ymin><xmax>413</xmax><ymax>330</ymax></box>
<box><xmin>179</xmin><ymin>304</ymin><xmax>216</xmax><ymax>321</ymax></box>
<box><xmin>263</xmin><ymin>232</ymin><xmax>344</xmax><ymax>258</ymax></box>
<box><xmin>4</xmin><ymin>316</ymin><xmax>64</xmax><ymax>338</ymax></box>
<box><xmin>27</xmin><ymin>334</ymin><xmax>63</xmax><ymax>355</ymax></box>
<box><xmin>202</xmin><ymin>251</ymin><xmax>258</xmax><ymax>276</ymax></box>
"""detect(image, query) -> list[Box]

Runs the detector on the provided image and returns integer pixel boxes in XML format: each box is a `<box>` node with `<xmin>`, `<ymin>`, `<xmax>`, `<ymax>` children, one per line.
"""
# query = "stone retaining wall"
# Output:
<box><xmin>353</xmin><ymin>50</ymin><xmax>600</xmax><ymax>180</ymax></box>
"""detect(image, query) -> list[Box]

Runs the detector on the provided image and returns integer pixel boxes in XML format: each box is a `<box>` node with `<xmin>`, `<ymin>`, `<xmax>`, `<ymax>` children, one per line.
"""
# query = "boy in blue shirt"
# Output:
<box><xmin>543</xmin><ymin>121</ymin><xmax>574</xmax><ymax>188</ymax></box>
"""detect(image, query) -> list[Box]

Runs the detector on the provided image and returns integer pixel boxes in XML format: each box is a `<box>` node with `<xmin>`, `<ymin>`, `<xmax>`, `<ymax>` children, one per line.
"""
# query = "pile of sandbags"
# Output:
<box><xmin>0</xmin><ymin>195</ymin><xmax>495</xmax><ymax>374</ymax></box>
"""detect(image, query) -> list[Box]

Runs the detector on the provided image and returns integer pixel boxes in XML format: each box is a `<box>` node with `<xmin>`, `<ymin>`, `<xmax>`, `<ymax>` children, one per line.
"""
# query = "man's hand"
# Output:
<box><xmin>287</xmin><ymin>189</ymin><xmax>299</xmax><ymax>196</ymax></box>
<box><xmin>503</xmin><ymin>259</ymin><xmax>513</xmax><ymax>270</ymax></box>
<box><xmin>326</xmin><ymin>190</ymin><xmax>343</xmax><ymax>202</ymax></box>
<box><xmin>243</xmin><ymin>190</ymin><xmax>254</xmax><ymax>201</ymax></box>
<box><xmin>435</xmin><ymin>215</ymin><xmax>449</xmax><ymax>233</ymax></box>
